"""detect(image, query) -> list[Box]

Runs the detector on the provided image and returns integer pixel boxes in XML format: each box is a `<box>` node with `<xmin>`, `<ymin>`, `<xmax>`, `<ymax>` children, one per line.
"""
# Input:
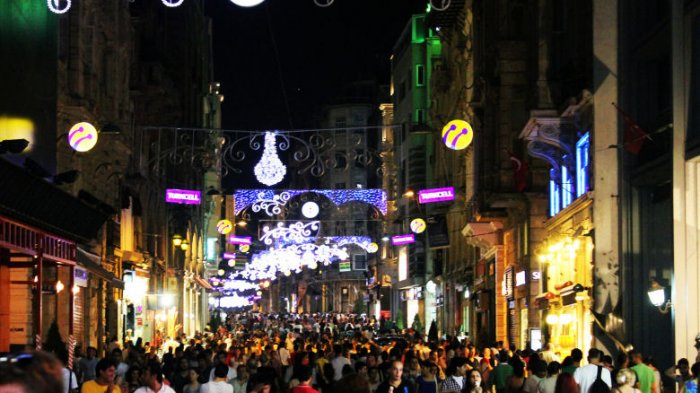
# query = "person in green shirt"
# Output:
<box><xmin>561</xmin><ymin>348</ymin><xmax>583</xmax><ymax>375</ymax></box>
<box><xmin>630</xmin><ymin>351</ymin><xmax>656</xmax><ymax>393</ymax></box>
<box><xmin>488</xmin><ymin>351</ymin><xmax>514</xmax><ymax>393</ymax></box>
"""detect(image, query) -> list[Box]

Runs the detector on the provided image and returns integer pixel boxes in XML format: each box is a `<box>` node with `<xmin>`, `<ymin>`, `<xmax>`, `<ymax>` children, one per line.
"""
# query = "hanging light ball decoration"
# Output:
<box><xmin>441</xmin><ymin>120</ymin><xmax>474</xmax><ymax>151</ymax></box>
<box><xmin>227</xmin><ymin>259</ymin><xmax>236</xmax><ymax>267</ymax></box>
<box><xmin>254</xmin><ymin>132</ymin><xmax>287</xmax><ymax>186</ymax></box>
<box><xmin>231</xmin><ymin>0</ymin><xmax>266</xmax><ymax>7</ymax></box>
<box><xmin>367</xmin><ymin>242</ymin><xmax>379</xmax><ymax>253</ymax></box>
<box><xmin>313</xmin><ymin>0</ymin><xmax>334</xmax><ymax>7</ymax></box>
<box><xmin>239</xmin><ymin>244</ymin><xmax>250</xmax><ymax>253</ymax></box>
<box><xmin>47</xmin><ymin>0</ymin><xmax>71</xmax><ymax>14</ymax></box>
<box><xmin>410</xmin><ymin>218</ymin><xmax>427</xmax><ymax>234</ymax></box>
<box><xmin>430</xmin><ymin>0</ymin><xmax>452</xmax><ymax>11</ymax></box>
<box><xmin>68</xmin><ymin>122</ymin><xmax>99</xmax><ymax>152</ymax></box>
<box><xmin>301</xmin><ymin>201</ymin><xmax>320</xmax><ymax>218</ymax></box>
<box><xmin>161</xmin><ymin>0</ymin><xmax>185</xmax><ymax>7</ymax></box>
<box><xmin>216</xmin><ymin>220</ymin><xmax>234</xmax><ymax>235</ymax></box>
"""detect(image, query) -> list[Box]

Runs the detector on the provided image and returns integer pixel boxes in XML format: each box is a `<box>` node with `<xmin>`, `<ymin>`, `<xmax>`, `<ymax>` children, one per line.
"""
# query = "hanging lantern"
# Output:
<box><xmin>441</xmin><ymin>120</ymin><xmax>474</xmax><ymax>150</ymax></box>
<box><xmin>410</xmin><ymin>218</ymin><xmax>427</xmax><ymax>234</ymax></box>
<box><xmin>217</xmin><ymin>220</ymin><xmax>233</xmax><ymax>235</ymax></box>
<box><xmin>68</xmin><ymin>122</ymin><xmax>98</xmax><ymax>152</ymax></box>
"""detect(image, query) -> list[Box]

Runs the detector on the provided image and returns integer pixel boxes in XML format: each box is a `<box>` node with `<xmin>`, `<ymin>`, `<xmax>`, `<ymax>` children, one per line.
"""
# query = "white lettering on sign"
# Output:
<box><xmin>167</xmin><ymin>192</ymin><xmax>199</xmax><ymax>200</ymax></box>
<box><xmin>422</xmin><ymin>190</ymin><xmax>453</xmax><ymax>199</ymax></box>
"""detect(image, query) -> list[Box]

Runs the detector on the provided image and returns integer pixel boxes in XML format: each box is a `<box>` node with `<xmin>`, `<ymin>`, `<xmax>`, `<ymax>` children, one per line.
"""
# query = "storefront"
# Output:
<box><xmin>0</xmin><ymin>159</ymin><xmax>107</xmax><ymax>352</ymax></box>
<box><xmin>535</xmin><ymin>196</ymin><xmax>594</xmax><ymax>358</ymax></box>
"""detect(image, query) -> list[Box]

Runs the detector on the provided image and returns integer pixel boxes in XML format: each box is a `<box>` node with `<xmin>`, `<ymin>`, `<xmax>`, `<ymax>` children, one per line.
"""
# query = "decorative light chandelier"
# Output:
<box><xmin>254</xmin><ymin>132</ymin><xmax>286</xmax><ymax>186</ymax></box>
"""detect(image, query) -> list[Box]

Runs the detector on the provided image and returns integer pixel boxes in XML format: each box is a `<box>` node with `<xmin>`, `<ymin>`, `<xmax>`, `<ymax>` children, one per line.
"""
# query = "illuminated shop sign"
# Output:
<box><xmin>228</xmin><ymin>235</ymin><xmax>252</xmax><ymax>245</ymax></box>
<box><xmin>516</xmin><ymin>271</ymin><xmax>527</xmax><ymax>287</ymax></box>
<box><xmin>418</xmin><ymin>187</ymin><xmax>455</xmax><ymax>204</ymax></box>
<box><xmin>165</xmin><ymin>189</ymin><xmax>201</xmax><ymax>205</ymax></box>
<box><xmin>392</xmin><ymin>234</ymin><xmax>415</xmax><ymax>245</ymax></box>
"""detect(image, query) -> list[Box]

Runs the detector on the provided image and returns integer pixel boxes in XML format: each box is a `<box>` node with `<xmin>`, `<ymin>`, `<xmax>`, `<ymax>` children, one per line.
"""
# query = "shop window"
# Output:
<box><xmin>561</xmin><ymin>161</ymin><xmax>573</xmax><ymax>208</ymax></box>
<box><xmin>576</xmin><ymin>132</ymin><xmax>590</xmax><ymax>197</ymax></box>
<box><xmin>549</xmin><ymin>176</ymin><xmax>561</xmax><ymax>216</ymax></box>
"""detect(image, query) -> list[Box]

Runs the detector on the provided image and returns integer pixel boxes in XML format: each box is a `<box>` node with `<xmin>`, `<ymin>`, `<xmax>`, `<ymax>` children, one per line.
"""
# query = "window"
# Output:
<box><xmin>416</xmin><ymin>64</ymin><xmax>425</xmax><ymax>86</ymax></box>
<box><xmin>561</xmin><ymin>161</ymin><xmax>573</xmax><ymax>208</ymax></box>
<box><xmin>549</xmin><ymin>173</ymin><xmax>561</xmax><ymax>217</ymax></box>
<box><xmin>415</xmin><ymin>109</ymin><xmax>425</xmax><ymax>125</ymax></box>
<box><xmin>335</xmin><ymin>182</ymin><xmax>346</xmax><ymax>189</ymax></box>
<box><xmin>576</xmin><ymin>132</ymin><xmax>590</xmax><ymax>197</ymax></box>
<box><xmin>335</xmin><ymin>117</ymin><xmax>347</xmax><ymax>129</ymax></box>
<box><xmin>353</xmin><ymin>254</ymin><xmax>367</xmax><ymax>271</ymax></box>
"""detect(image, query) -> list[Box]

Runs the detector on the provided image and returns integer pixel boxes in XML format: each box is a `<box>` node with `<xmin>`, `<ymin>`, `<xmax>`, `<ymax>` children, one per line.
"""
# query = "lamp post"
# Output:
<box><xmin>648</xmin><ymin>279</ymin><xmax>672</xmax><ymax>314</ymax></box>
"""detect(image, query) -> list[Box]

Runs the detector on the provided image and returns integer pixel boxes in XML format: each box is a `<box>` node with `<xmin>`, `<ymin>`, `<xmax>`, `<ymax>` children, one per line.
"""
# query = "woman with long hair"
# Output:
<box><xmin>464</xmin><ymin>369</ymin><xmax>485</xmax><ymax>393</ymax></box>
<box><xmin>554</xmin><ymin>372</ymin><xmax>580</xmax><ymax>393</ymax></box>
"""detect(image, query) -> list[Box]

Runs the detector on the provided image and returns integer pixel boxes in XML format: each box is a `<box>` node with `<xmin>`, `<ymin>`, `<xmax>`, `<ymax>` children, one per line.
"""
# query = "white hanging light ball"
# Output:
<box><xmin>231</xmin><ymin>0</ymin><xmax>266</xmax><ymax>7</ymax></box>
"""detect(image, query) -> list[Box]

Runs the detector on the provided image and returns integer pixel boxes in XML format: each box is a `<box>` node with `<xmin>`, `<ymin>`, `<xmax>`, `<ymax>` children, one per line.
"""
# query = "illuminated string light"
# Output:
<box><xmin>209</xmin><ymin>294</ymin><xmax>253</xmax><ymax>308</ymax></box>
<box><xmin>234</xmin><ymin>189</ymin><xmax>388</xmax><ymax>216</ymax></box>
<box><xmin>254</xmin><ymin>132</ymin><xmax>286</xmax><ymax>186</ymax></box>
<box><xmin>260</xmin><ymin>221</ymin><xmax>320</xmax><ymax>246</ymax></box>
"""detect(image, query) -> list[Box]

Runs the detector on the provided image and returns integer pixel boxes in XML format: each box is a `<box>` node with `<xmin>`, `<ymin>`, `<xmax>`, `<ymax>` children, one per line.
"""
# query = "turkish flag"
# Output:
<box><xmin>509</xmin><ymin>152</ymin><xmax>529</xmax><ymax>192</ymax></box>
<box><xmin>613</xmin><ymin>103</ymin><xmax>650</xmax><ymax>155</ymax></box>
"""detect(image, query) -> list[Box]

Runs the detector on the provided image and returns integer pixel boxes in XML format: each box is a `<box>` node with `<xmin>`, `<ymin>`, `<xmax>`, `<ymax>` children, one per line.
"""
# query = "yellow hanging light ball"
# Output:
<box><xmin>441</xmin><ymin>120</ymin><xmax>474</xmax><ymax>150</ymax></box>
<box><xmin>216</xmin><ymin>219</ymin><xmax>233</xmax><ymax>235</ymax></box>
<box><xmin>410</xmin><ymin>218</ymin><xmax>427</xmax><ymax>234</ymax></box>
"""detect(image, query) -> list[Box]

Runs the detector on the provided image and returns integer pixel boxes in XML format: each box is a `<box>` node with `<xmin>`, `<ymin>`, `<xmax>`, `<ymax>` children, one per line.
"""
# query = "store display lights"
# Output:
<box><xmin>254</xmin><ymin>132</ymin><xmax>286</xmax><ymax>186</ymax></box>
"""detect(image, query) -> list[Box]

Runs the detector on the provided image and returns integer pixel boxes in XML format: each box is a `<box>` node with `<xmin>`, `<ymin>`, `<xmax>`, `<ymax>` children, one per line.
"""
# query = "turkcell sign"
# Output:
<box><xmin>418</xmin><ymin>187</ymin><xmax>455</xmax><ymax>204</ymax></box>
<box><xmin>228</xmin><ymin>235</ymin><xmax>252</xmax><ymax>245</ymax></box>
<box><xmin>222</xmin><ymin>252</ymin><xmax>236</xmax><ymax>260</ymax></box>
<box><xmin>165</xmin><ymin>189</ymin><xmax>201</xmax><ymax>205</ymax></box>
<box><xmin>392</xmin><ymin>234</ymin><xmax>415</xmax><ymax>245</ymax></box>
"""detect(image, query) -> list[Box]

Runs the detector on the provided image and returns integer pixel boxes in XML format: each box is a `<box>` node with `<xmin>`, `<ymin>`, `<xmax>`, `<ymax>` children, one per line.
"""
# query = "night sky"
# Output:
<box><xmin>205</xmin><ymin>0</ymin><xmax>429</xmax><ymax>131</ymax></box>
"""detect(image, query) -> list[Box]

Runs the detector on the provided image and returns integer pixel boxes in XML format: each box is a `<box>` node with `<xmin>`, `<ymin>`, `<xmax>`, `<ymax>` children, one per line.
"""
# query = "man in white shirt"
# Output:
<box><xmin>331</xmin><ymin>344</ymin><xmax>351</xmax><ymax>381</ymax></box>
<box><xmin>573</xmin><ymin>348</ymin><xmax>612</xmax><ymax>393</ymax></box>
<box><xmin>134</xmin><ymin>363</ymin><xmax>176</xmax><ymax>393</ymax></box>
<box><xmin>202</xmin><ymin>364</ymin><xmax>233</xmax><ymax>393</ymax></box>
<box><xmin>229</xmin><ymin>365</ymin><xmax>249</xmax><ymax>393</ymax></box>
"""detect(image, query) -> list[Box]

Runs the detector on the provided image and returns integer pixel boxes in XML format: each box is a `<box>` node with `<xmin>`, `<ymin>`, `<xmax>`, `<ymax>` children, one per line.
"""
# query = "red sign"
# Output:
<box><xmin>380</xmin><ymin>310</ymin><xmax>392</xmax><ymax>320</ymax></box>
<box><xmin>136</xmin><ymin>317</ymin><xmax>143</xmax><ymax>326</ymax></box>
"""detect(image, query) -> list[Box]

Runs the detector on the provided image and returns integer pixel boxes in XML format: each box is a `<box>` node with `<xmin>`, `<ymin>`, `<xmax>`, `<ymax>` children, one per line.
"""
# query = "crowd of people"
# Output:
<box><xmin>1</xmin><ymin>312</ymin><xmax>699</xmax><ymax>393</ymax></box>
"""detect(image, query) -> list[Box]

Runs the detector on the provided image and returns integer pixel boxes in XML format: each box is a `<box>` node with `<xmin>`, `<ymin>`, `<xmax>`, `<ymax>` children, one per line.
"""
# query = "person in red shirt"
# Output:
<box><xmin>290</xmin><ymin>365</ymin><xmax>319</xmax><ymax>393</ymax></box>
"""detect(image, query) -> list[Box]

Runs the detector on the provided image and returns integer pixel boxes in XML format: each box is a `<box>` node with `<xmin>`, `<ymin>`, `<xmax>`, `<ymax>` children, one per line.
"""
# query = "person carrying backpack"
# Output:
<box><xmin>574</xmin><ymin>349</ymin><xmax>612</xmax><ymax>393</ymax></box>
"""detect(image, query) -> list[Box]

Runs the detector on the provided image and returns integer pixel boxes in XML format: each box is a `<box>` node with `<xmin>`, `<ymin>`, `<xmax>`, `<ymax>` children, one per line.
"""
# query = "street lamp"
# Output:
<box><xmin>647</xmin><ymin>279</ymin><xmax>672</xmax><ymax>314</ymax></box>
<box><xmin>172</xmin><ymin>234</ymin><xmax>183</xmax><ymax>247</ymax></box>
<box><xmin>180</xmin><ymin>240</ymin><xmax>189</xmax><ymax>251</ymax></box>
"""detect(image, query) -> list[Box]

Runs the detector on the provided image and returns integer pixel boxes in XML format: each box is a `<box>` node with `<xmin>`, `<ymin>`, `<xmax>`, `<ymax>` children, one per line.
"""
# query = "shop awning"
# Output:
<box><xmin>0</xmin><ymin>158</ymin><xmax>108</xmax><ymax>243</ymax></box>
<box><xmin>76</xmin><ymin>247</ymin><xmax>123</xmax><ymax>289</ymax></box>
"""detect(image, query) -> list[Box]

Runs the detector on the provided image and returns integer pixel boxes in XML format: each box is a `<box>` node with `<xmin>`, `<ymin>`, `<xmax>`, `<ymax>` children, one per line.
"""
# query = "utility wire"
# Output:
<box><xmin>265</xmin><ymin>3</ymin><xmax>294</xmax><ymax>130</ymax></box>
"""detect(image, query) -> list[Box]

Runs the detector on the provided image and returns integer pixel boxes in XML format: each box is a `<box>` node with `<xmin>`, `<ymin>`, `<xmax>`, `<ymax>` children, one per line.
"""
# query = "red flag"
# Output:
<box><xmin>612</xmin><ymin>103</ymin><xmax>650</xmax><ymax>154</ymax></box>
<box><xmin>509</xmin><ymin>152</ymin><xmax>529</xmax><ymax>192</ymax></box>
